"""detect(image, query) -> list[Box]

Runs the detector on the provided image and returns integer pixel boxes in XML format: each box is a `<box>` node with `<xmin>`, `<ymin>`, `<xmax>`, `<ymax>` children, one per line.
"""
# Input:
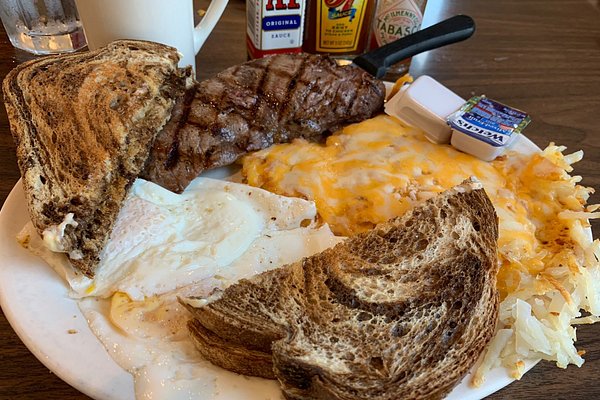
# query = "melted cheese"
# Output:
<box><xmin>242</xmin><ymin>115</ymin><xmax>593</xmax><ymax>301</ymax></box>
<box><xmin>245</xmin><ymin>115</ymin><xmax>507</xmax><ymax>236</ymax></box>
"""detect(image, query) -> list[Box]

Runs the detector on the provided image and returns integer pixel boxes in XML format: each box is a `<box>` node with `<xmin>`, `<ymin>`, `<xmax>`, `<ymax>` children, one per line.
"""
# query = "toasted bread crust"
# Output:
<box><xmin>188</xmin><ymin>319</ymin><xmax>275</xmax><ymax>379</ymax></box>
<box><xmin>185</xmin><ymin>179</ymin><xmax>499</xmax><ymax>399</ymax></box>
<box><xmin>186</xmin><ymin>289</ymin><xmax>287</xmax><ymax>354</ymax></box>
<box><xmin>3</xmin><ymin>40</ymin><xmax>190</xmax><ymax>276</ymax></box>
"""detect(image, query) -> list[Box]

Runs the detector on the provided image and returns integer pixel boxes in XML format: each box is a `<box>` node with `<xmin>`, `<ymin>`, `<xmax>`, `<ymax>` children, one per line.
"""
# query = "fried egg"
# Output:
<box><xmin>24</xmin><ymin>177</ymin><xmax>340</xmax><ymax>300</ymax></box>
<box><xmin>21</xmin><ymin>177</ymin><xmax>343</xmax><ymax>399</ymax></box>
<box><xmin>78</xmin><ymin>292</ymin><xmax>285</xmax><ymax>400</ymax></box>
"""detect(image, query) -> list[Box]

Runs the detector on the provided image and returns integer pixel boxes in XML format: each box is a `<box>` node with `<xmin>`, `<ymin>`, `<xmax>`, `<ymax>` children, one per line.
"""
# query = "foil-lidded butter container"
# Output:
<box><xmin>384</xmin><ymin>75</ymin><xmax>465</xmax><ymax>144</ymax></box>
<box><xmin>448</xmin><ymin>96</ymin><xmax>531</xmax><ymax>161</ymax></box>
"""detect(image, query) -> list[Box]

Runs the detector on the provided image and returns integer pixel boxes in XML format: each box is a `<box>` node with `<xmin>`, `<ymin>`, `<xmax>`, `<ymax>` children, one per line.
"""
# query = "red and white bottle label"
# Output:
<box><xmin>247</xmin><ymin>0</ymin><xmax>306</xmax><ymax>57</ymax></box>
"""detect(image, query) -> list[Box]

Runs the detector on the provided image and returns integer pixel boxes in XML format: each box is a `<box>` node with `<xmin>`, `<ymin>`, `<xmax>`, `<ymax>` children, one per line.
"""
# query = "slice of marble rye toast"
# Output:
<box><xmin>182</xmin><ymin>178</ymin><xmax>500</xmax><ymax>400</ymax></box>
<box><xmin>2</xmin><ymin>40</ymin><xmax>192</xmax><ymax>277</ymax></box>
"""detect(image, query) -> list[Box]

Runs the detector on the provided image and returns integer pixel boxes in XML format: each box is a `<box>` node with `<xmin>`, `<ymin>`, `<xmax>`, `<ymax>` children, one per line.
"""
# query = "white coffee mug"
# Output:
<box><xmin>74</xmin><ymin>0</ymin><xmax>229</xmax><ymax>70</ymax></box>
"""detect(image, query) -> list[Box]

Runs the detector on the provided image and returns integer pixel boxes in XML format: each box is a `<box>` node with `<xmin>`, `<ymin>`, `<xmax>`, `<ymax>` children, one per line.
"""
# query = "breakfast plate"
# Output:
<box><xmin>0</xmin><ymin>131</ymin><xmax>544</xmax><ymax>400</ymax></box>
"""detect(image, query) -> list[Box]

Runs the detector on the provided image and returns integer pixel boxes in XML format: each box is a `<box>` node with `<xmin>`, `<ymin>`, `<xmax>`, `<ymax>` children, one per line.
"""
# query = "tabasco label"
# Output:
<box><xmin>246</xmin><ymin>0</ymin><xmax>306</xmax><ymax>59</ymax></box>
<box><xmin>315</xmin><ymin>0</ymin><xmax>370</xmax><ymax>52</ymax></box>
<box><xmin>372</xmin><ymin>0</ymin><xmax>424</xmax><ymax>47</ymax></box>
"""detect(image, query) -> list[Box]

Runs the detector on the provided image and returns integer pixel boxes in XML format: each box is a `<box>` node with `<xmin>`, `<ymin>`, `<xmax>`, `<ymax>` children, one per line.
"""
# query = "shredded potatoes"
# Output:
<box><xmin>473</xmin><ymin>144</ymin><xmax>600</xmax><ymax>384</ymax></box>
<box><xmin>242</xmin><ymin>117</ymin><xmax>600</xmax><ymax>384</ymax></box>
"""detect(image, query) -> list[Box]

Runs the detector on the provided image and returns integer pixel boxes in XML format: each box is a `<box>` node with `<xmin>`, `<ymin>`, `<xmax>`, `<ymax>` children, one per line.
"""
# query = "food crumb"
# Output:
<box><xmin>16</xmin><ymin>234</ymin><xmax>30</xmax><ymax>248</ymax></box>
<box><xmin>67</xmin><ymin>329</ymin><xmax>78</xmax><ymax>334</ymax></box>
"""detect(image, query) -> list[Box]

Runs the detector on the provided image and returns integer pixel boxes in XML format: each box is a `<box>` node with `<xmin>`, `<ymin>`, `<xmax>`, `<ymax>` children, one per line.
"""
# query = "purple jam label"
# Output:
<box><xmin>447</xmin><ymin>96</ymin><xmax>531</xmax><ymax>147</ymax></box>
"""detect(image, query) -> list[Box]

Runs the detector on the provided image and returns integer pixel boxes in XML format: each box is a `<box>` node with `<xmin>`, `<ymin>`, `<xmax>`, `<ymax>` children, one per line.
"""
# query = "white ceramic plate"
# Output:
<box><xmin>0</xmin><ymin>136</ymin><xmax>542</xmax><ymax>400</ymax></box>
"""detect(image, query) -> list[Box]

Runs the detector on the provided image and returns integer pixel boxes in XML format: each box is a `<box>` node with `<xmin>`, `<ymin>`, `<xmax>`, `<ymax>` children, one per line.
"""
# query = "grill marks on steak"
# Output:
<box><xmin>142</xmin><ymin>53</ymin><xmax>386</xmax><ymax>193</ymax></box>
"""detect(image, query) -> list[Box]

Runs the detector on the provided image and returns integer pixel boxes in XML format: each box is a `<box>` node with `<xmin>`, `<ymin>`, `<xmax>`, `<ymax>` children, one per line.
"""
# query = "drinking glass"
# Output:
<box><xmin>0</xmin><ymin>0</ymin><xmax>87</xmax><ymax>54</ymax></box>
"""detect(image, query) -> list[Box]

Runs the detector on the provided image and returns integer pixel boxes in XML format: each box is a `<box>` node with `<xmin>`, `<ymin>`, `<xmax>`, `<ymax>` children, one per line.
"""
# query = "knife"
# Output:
<box><xmin>353</xmin><ymin>15</ymin><xmax>476</xmax><ymax>79</ymax></box>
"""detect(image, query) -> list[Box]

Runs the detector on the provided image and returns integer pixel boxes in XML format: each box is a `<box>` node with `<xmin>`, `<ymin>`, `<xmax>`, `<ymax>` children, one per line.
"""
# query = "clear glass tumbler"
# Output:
<box><xmin>0</xmin><ymin>0</ymin><xmax>87</xmax><ymax>54</ymax></box>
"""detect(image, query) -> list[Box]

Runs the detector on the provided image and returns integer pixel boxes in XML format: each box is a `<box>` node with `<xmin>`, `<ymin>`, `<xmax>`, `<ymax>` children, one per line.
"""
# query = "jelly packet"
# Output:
<box><xmin>448</xmin><ymin>96</ymin><xmax>531</xmax><ymax>161</ymax></box>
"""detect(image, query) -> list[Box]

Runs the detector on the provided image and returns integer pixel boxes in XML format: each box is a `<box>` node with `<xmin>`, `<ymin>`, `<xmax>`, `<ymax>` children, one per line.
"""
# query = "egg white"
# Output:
<box><xmin>21</xmin><ymin>176</ymin><xmax>343</xmax><ymax>399</ymax></box>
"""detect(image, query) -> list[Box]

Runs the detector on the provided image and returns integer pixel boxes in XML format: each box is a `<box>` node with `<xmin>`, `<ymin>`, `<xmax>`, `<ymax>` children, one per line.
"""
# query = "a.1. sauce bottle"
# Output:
<box><xmin>246</xmin><ymin>0</ymin><xmax>308</xmax><ymax>59</ymax></box>
<box><xmin>302</xmin><ymin>0</ymin><xmax>376</xmax><ymax>57</ymax></box>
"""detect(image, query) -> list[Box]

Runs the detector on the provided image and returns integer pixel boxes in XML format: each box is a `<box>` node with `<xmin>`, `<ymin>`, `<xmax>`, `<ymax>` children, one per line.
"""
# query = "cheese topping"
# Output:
<box><xmin>242</xmin><ymin>114</ymin><xmax>600</xmax><ymax>381</ymax></box>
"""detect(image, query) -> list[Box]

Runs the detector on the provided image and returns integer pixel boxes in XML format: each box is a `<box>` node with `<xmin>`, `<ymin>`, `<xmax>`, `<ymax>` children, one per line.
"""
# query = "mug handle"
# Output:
<box><xmin>193</xmin><ymin>0</ymin><xmax>229</xmax><ymax>54</ymax></box>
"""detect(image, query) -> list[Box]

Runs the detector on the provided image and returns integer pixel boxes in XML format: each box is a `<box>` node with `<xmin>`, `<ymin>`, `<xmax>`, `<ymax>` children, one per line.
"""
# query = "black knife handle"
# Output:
<box><xmin>353</xmin><ymin>14</ymin><xmax>476</xmax><ymax>78</ymax></box>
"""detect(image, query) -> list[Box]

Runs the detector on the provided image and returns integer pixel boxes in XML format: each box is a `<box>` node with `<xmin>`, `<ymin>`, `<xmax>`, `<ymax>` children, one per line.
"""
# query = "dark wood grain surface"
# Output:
<box><xmin>1</xmin><ymin>0</ymin><xmax>599</xmax><ymax>398</ymax></box>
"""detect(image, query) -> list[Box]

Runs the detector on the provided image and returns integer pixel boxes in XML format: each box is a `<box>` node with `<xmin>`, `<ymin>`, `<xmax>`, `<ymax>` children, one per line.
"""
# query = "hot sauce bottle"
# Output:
<box><xmin>369</xmin><ymin>0</ymin><xmax>427</xmax><ymax>75</ymax></box>
<box><xmin>246</xmin><ymin>0</ymin><xmax>307</xmax><ymax>59</ymax></box>
<box><xmin>303</xmin><ymin>0</ymin><xmax>376</xmax><ymax>57</ymax></box>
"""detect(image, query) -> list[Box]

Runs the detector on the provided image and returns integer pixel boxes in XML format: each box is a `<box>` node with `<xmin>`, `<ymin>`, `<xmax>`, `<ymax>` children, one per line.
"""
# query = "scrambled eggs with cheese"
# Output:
<box><xmin>242</xmin><ymin>114</ymin><xmax>600</xmax><ymax>383</ymax></box>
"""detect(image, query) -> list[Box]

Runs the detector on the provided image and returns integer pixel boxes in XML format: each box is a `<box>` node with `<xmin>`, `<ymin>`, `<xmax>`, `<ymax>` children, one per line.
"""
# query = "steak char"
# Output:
<box><xmin>142</xmin><ymin>53</ymin><xmax>386</xmax><ymax>193</ymax></box>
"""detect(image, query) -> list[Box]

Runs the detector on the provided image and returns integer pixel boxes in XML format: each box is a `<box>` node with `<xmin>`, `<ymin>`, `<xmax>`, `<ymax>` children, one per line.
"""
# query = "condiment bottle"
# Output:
<box><xmin>246</xmin><ymin>0</ymin><xmax>308</xmax><ymax>59</ymax></box>
<box><xmin>370</xmin><ymin>0</ymin><xmax>427</xmax><ymax>76</ymax></box>
<box><xmin>302</xmin><ymin>0</ymin><xmax>377</xmax><ymax>57</ymax></box>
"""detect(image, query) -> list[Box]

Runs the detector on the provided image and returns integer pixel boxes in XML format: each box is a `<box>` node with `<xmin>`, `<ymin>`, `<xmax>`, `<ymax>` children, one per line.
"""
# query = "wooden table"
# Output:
<box><xmin>1</xmin><ymin>0</ymin><xmax>599</xmax><ymax>398</ymax></box>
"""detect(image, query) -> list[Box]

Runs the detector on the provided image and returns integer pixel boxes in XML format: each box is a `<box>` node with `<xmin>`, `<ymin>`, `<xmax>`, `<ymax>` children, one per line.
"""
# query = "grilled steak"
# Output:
<box><xmin>141</xmin><ymin>53</ymin><xmax>386</xmax><ymax>193</ymax></box>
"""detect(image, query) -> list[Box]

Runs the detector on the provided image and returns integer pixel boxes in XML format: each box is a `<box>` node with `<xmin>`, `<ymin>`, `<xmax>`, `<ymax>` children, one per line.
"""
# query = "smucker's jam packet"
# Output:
<box><xmin>447</xmin><ymin>96</ymin><xmax>531</xmax><ymax>161</ymax></box>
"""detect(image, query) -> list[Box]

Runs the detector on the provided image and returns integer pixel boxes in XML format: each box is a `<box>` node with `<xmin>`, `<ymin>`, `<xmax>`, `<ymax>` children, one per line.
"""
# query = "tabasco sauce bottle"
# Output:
<box><xmin>303</xmin><ymin>0</ymin><xmax>376</xmax><ymax>57</ymax></box>
<box><xmin>246</xmin><ymin>0</ymin><xmax>307</xmax><ymax>59</ymax></box>
<box><xmin>369</xmin><ymin>0</ymin><xmax>427</xmax><ymax>75</ymax></box>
